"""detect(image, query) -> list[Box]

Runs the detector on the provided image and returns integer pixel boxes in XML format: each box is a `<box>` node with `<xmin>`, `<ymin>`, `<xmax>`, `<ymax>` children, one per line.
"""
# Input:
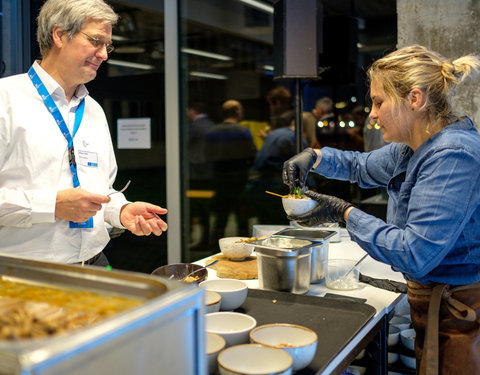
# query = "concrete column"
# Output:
<box><xmin>397</xmin><ymin>0</ymin><xmax>480</xmax><ymax>129</ymax></box>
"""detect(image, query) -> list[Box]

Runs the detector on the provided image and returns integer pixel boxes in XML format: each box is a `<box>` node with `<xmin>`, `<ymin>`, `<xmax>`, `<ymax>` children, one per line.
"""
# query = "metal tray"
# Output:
<box><xmin>0</xmin><ymin>255</ymin><xmax>206</xmax><ymax>375</ymax></box>
<box><xmin>235</xmin><ymin>288</ymin><xmax>376</xmax><ymax>374</ymax></box>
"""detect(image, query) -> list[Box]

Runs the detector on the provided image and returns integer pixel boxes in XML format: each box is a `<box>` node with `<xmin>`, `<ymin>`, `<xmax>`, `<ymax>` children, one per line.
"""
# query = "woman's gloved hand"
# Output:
<box><xmin>287</xmin><ymin>190</ymin><xmax>354</xmax><ymax>226</ymax></box>
<box><xmin>282</xmin><ymin>148</ymin><xmax>317</xmax><ymax>193</ymax></box>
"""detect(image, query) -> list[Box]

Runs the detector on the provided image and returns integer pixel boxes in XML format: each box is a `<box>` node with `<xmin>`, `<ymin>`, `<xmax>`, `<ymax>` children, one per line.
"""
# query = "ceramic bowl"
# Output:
<box><xmin>400</xmin><ymin>354</ymin><xmax>416</xmax><ymax>369</ymax></box>
<box><xmin>219</xmin><ymin>237</ymin><xmax>254</xmax><ymax>260</ymax></box>
<box><xmin>400</xmin><ymin>328</ymin><xmax>416</xmax><ymax>350</ymax></box>
<box><xmin>200</xmin><ymin>279</ymin><xmax>248</xmax><ymax>311</ymax></box>
<box><xmin>205</xmin><ymin>290</ymin><xmax>222</xmax><ymax>313</ymax></box>
<box><xmin>206</xmin><ymin>312</ymin><xmax>257</xmax><ymax>347</ymax></box>
<box><xmin>207</xmin><ymin>332</ymin><xmax>226</xmax><ymax>374</ymax></box>
<box><xmin>249</xmin><ymin>323</ymin><xmax>318</xmax><ymax>371</ymax></box>
<box><xmin>389</xmin><ymin>316</ymin><xmax>410</xmax><ymax>330</ymax></box>
<box><xmin>388</xmin><ymin>352</ymin><xmax>399</xmax><ymax>364</ymax></box>
<box><xmin>281</xmin><ymin>196</ymin><xmax>317</xmax><ymax>216</ymax></box>
<box><xmin>388</xmin><ymin>325</ymin><xmax>400</xmax><ymax>346</ymax></box>
<box><xmin>151</xmin><ymin>263</ymin><xmax>207</xmax><ymax>283</ymax></box>
<box><xmin>325</xmin><ymin>259</ymin><xmax>360</xmax><ymax>291</ymax></box>
<box><xmin>218</xmin><ymin>344</ymin><xmax>293</xmax><ymax>375</ymax></box>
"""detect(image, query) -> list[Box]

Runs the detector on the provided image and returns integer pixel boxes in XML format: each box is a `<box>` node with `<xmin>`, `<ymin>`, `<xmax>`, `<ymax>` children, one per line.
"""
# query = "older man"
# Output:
<box><xmin>0</xmin><ymin>0</ymin><xmax>167</xmax><ymax>265</ymax></box>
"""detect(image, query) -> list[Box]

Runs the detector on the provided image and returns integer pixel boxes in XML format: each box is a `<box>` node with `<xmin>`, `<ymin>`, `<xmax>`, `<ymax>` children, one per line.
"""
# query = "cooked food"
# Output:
<box><xmin>183</xmin><ymin>275</ymin><xmax>200</xmax><ymax>283</ymax></box>
<box><xmin>284</xmin><ymin>194</ymin><xmax>311</xmax><ymax>200</ymax></box>
<box><xmin>0</xmin><ymin>279</ymin><xmax>142</xmax><ymax>340</ymax></box>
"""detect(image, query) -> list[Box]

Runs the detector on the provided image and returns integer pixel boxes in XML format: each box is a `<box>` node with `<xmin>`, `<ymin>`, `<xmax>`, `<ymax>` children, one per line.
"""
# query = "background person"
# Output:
<box><xmin>0</xmin><ymin>0</ymin><xmax>168</xmax><ymax>266</ymax></box>
<box><xmin>205</xmin><ymin>100</ymin><xmax>256</xmax><ymax>240</ymax></box>
<box><xmin>283</xmin><ymin>45</ymin><xmax>480</xmax><ymax>375</ymax></box>
<box><xmin>187</xmin><ymin>100</ymin><xmax>215</xmax><ymax>249</ymax></box>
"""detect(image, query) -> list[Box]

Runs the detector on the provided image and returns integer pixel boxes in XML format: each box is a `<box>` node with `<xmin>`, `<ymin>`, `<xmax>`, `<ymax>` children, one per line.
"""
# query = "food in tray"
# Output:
<box><xmin>0</xmin><ymin>279</ymin><xmax>142</xmax><ymax>340</ymax></box>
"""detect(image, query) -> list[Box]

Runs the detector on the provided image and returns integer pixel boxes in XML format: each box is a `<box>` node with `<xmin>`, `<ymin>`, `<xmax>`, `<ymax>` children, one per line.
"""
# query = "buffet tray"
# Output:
<box><xmin>235</xmin><ymin>289</ymin><xmax>376</xmax><ymax>374</ymax></box>
<box><xmin>0</xmin><ymin>255</ymin><xmax>205</xmax><ymax>375</ymax></box>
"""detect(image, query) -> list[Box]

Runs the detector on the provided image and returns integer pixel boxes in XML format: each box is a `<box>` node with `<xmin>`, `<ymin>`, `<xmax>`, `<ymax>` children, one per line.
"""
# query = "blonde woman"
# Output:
<box><xmin>283</xmin><ymin>45</ymin><xmax>480</xmax><ymax>375</ymax></box>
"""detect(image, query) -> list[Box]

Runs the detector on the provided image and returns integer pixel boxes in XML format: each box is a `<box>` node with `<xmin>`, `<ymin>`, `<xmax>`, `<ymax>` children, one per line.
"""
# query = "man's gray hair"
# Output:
<box><xmin>37</xmin><ymin>0</ymin><xmax>118</xmax><ymax>57</ymax></box>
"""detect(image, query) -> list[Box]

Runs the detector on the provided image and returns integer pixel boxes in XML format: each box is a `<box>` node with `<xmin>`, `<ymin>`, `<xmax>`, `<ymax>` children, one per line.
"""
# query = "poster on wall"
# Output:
<box><xmin>117</xmin><ymin>117</ymin><xmax>151</xmax><ymax>149</ymax></box>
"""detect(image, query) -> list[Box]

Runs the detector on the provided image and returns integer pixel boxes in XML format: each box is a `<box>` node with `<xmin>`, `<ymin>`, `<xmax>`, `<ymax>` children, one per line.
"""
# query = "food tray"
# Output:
<box><xmin>235</xmin><ymin>289</ymin><xmax>376</xmax><ymax>374</ymax></box>
<box><xmin>0</xmin><ymin>255</ymin><xmax>205</xmax><ymax>375</ymax></box>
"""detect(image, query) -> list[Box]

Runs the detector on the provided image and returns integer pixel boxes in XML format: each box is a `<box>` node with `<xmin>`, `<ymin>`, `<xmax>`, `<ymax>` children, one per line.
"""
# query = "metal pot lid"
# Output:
<box><xmin>272</xmin><ymin>228</ymin><xmax>337</xmax><ymax>242</ymax></box>
<box><xmin>252</xmin><ymin>237</ymin><xmax>314</xmax><ymax>257</ymax></box>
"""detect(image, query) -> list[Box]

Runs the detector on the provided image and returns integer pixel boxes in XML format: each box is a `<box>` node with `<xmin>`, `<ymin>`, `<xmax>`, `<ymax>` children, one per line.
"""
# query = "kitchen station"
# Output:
<box><xmin>0</xmin><ymin>224</ymin><xmax>409</xmax><ymax>375</ymax></box>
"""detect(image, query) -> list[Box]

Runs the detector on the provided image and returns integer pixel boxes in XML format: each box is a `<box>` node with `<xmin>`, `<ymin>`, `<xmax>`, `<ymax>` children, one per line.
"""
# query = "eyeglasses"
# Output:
<box><xmin>80</xmin><ymin>31</ymin><xmax>115</xmax><ymax>54</ymax></box>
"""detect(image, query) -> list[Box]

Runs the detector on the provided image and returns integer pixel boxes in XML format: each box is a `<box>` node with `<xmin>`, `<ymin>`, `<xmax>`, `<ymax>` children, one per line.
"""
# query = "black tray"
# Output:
<box><xmin>235</xmin><ymin>289</ymin><xmax>376</xmax><ymax>374</ymax></box>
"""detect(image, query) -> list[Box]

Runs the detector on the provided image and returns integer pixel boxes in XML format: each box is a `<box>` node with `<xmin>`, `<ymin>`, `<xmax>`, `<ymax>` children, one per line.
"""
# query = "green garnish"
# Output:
<box><xmin>293</xmin><ymin>187</ymin><xmax>303</xmax><ymax>198</ymax></box>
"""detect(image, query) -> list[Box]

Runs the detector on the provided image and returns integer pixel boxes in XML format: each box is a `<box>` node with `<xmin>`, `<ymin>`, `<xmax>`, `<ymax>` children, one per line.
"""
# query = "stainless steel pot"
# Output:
<box><xmin>252</xmin><ymin>237</ymin><xmax>316</xmax><ymax>294</ymax></box>
<box><xmin>273</xmin><ymin>228</ymin><xmax>336</xmax><ymax>284</ymax></box>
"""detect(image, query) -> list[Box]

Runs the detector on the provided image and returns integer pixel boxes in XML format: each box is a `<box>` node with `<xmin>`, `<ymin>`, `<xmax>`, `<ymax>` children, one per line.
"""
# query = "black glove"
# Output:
<box><xmin>287</xmin><ymin>190</ymin><xmax>354</xmax><ymax>226</ymax></box>
<box><xmin>282</xmin><ymin>148</ymin><xmax>317</xmax><ymax>193</ymax></box>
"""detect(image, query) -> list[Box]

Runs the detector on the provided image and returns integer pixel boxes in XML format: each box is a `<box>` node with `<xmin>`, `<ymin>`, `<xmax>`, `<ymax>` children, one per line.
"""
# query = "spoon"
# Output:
<box><xmin>169</xmin><ymin>260</ymin><xmax>219</xmax><ymax>281</ymax></box>
<box><xmin>108</xmin><ymin>180</ymin><xmax>131</xmax><ymax>196</ymax></box>
<box><xmin>342</xmin><ymin>254</ymin><xmax>368</xmax><ymax>280</ymax></box>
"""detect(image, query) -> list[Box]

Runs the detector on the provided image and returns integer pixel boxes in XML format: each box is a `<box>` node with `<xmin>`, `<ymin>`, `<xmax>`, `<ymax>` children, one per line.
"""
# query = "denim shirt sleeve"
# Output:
<box><xmin>316</xmin><ymin>144</ymin><xmax>400</xmax><ymax>189</ymax></box>
<box><xmin>346</xmin><ymin>145</ymin><xmax>480</xmax><ymax>282</ymax></box>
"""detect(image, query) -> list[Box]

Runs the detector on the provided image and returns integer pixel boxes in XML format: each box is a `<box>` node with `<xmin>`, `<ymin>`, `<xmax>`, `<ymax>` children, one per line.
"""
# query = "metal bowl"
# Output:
<box><xmin>151</xmin><ymin>263</ymin><xmax>208</xmax><ymax>284</ymax></box>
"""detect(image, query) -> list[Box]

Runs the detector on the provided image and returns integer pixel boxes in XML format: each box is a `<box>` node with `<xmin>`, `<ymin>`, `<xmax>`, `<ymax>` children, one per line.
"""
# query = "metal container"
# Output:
<box><xmin>273</xmin><ymin>228</ymin><xmax>336</xmax><ymax>284</ymax></box>
<box><xmin>252</xmin><ymin>237</ymin><xmax>315</xmax><ymax>294</ymax></box>
<box><xmin>0</xmin><ymin>255</ymin><xmax>206</xmax><ymax>375</ymax></box>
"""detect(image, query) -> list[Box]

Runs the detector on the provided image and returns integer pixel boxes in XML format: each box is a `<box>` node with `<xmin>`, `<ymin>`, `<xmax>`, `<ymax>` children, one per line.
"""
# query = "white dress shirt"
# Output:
<box><xmin>0</xmin><ymin>61</ymin><xmax>129</xmax><ymax>263</ymax></box>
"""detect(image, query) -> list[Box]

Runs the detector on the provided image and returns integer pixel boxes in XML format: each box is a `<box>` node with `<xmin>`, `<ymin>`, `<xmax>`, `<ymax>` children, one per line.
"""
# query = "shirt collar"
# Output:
<box><xmin>32</xmin><ymin>60</ymin><xmax>89</xmax><ymax>103</ymax></box>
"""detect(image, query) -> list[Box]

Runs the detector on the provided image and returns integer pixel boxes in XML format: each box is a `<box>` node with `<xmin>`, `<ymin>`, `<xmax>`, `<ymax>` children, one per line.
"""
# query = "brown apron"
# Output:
<box><xmin>407</xmin><ymin>280</ymin><xmax>480</xmax><ymax>375</ymax></box>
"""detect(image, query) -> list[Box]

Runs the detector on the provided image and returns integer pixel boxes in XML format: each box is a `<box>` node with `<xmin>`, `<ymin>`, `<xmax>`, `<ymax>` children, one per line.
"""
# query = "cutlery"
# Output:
<box><xmin>108</xmin><ymin>180</ymin><xmax>131</xmax><ymax>196</ymax></box>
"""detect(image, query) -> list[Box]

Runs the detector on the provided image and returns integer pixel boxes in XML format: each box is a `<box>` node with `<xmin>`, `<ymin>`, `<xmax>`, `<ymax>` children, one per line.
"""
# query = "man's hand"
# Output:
<box><xmin>55</xmin><ymin>188</ymin><xmax>110</xmax><ymax>222</ymax></box>
<box><xmin>282</xmin><ymin>148</ymin><xmax>318</xmax><ymax>193</ymax></box>
<box><xmin>120</xmin><ymin>202</ymin><xmax>168</xmax><ymax>236</ymax></box>
<box><xmin>287</xmin><ymin>190</ymin><xmax>354</xmax><ymax>226</ymax></box>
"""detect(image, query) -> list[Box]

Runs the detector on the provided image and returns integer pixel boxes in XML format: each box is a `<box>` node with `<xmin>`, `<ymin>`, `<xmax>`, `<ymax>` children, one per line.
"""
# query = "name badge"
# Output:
<box><xmin>78</xmin><ymin>150</ymin><xmax>98</xmax><ymax>167</ymax></box>
<box><xmin>70</xmin><ymin>217</ymin><xmax>94</xmax><ymax>228</ymax></box>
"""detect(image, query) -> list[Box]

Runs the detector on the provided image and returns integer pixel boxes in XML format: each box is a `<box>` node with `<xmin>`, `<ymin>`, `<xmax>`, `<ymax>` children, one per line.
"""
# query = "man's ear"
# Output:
<box><xmin>409</xmin><ymin>88</ymin><xmax>425</xmax><ymax>110</ymax></box>
<box><xmin>52</xmin><ymin>26</ymin><xmax>66</xmax><ymax>48</ymax></box>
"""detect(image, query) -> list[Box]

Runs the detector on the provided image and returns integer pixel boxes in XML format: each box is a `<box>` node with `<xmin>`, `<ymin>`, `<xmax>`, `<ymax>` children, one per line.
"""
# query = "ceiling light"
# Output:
<box><xmin>262</xmin><ymin>64</ymin><xmax>274</xmax><ymax>71</ymax></box>
<box><xmin>181</xmin><ymin>47</ymin><xmax>232</xmax><ymax>61</ymax></box>
<box><xmin>189</xmin><ymin>71</ymin><xmax>227</xmax><ymax>80</ymax></box>
<box><xmin>107</xmin><ymin>59</ymin><xmax>154</xmax><ymax>70</ymax></box>
<box><xmin>238</xmin><ymin>0</ymin><xmax>274</xmax><ymax>14</ymax></box>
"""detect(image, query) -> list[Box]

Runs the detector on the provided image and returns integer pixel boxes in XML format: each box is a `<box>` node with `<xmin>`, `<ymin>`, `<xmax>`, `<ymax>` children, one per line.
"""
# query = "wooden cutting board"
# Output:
<box><xmin>206</xmin><ymin>254</ymin><xmax>258</xmax><ymax>280</ymax></box>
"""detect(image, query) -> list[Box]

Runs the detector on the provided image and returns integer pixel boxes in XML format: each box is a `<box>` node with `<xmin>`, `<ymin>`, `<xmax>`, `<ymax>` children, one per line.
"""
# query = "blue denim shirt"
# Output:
<box><xmin>317</xmin><ymin>117</ymin><xmax>480</xmax><ymax>285</ymax></box>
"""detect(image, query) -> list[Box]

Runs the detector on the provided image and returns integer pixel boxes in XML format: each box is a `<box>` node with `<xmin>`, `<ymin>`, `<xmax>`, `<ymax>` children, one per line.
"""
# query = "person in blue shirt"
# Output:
<box><xmin>282</xmin><ymin>45</ymin><xmax>480</xmax><ymax>375</ymax></box>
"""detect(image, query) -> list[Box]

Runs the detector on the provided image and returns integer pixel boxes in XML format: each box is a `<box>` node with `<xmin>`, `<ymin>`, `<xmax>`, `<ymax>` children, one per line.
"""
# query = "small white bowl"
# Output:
<box><xmin>400</xmin><ymin>328</ymin><xmax>416</xmax><ymax>350</ymax></box>
<box><xmin>200</xmin><ymin>279</ymin><xmax>248</xmax><ymax>311</ymax></box>
<box><xmin>282</xmin><ymin>196</ymin><xmax>317</xmax><ymax>216</ymax></box>
<box><xmin>206</xmin><ymin>312</ymin><xmax>257</xmax><ymax>347</ymax></box>
<box><xmin>218</xmin><ymin>344</ymin><xmax>293</xmax><ymax>375</ymax></box>
<box><xmin>207</xmin><ymin>332</ymin><xmax>226</xmax><ymax>373</ymax></box>
<box><xmin>219</xmin><ymin>237</ymin><xmax>254</xmax><ymax>260</ymax></box>
<box><xmin>388</xmin><ymin>352</ymin><xmax>399</xmax><ymax>364</ymax></box>
<box><xmin>249</xmin><ymin>323</ymin><xmax>317</xmax><ymax>371</ymax></box>
<box><xmin>400</xmin><ymin>354</ymin><xmax>416</xmax><ymax>369</ymax></box>
<box><xmin>205</xmin><ymin>290</ymin><xmax>222</xmax><ymax>313</ymax></box>
<box><xmin>388</xmin><ymin>325</ymin><xmax>400</xmax><ymax>347</ymax></box>
<box><xmin>389</xmin><ymin>316</ymin><xmax>410</xmax><ymax>330</ymax></box>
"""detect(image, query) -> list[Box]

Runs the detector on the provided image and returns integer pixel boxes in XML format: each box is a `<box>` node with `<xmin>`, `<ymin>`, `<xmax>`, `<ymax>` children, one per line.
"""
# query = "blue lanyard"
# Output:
<box><xmin>28</xmin><ymin>66</ymin><xmax>93</xmax><ymax>228</ymax></box>
<box><xmin>28</xmin><ymin>66</ymin><xmax>85</xmax><ymax>187</ymax></box>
